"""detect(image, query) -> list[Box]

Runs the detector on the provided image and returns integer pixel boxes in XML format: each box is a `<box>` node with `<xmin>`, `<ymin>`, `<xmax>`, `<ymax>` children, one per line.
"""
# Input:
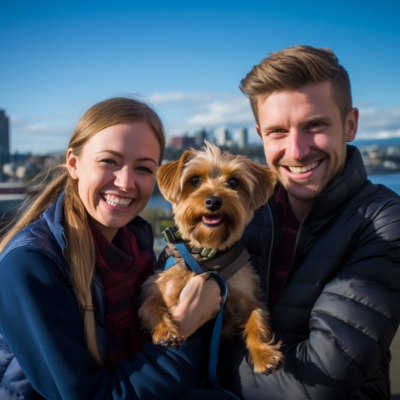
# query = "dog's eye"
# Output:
<box><xmin>227</xmin><ymin>178</ymin><xmax>238</xmax><ymax>188</ymax></box>
<box><xmin>191</xmin><ymin>176</ymin><xmax>201</xmax><ymax>187</ymax></box>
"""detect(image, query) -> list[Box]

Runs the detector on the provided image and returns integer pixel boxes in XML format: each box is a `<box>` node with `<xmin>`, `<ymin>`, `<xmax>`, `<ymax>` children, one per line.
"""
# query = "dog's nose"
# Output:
<box><xmin>205</xmin><ymin>196</ymin><xmax>222</xmax><ymax>211</ymax></box>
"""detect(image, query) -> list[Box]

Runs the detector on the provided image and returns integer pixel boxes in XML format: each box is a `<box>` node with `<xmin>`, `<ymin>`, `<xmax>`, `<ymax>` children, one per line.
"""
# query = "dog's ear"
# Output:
<box><xmin>157</xmin><ymin>149</ymin><xmax>195</xmax><ymax>203</ymax></box>
<box><xmin>245</xmin><ymin>160</ymin><xmax>277</xmax><ymax>210</ymax></box>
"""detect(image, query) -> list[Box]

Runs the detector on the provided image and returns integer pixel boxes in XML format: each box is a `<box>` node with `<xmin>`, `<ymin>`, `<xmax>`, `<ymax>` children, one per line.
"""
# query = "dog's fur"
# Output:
<box><xmin>139</xmin><ymin>142</ymin><xmax>283</xmax><ymax>374</ymax></box>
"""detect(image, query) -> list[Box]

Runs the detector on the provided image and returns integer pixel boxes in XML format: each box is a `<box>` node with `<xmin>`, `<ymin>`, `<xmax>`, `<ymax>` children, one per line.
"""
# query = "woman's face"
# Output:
<box><xmin>67</xmin><ymin>122</ymin><xmax>161</xmax><ymax>241</ymax></box>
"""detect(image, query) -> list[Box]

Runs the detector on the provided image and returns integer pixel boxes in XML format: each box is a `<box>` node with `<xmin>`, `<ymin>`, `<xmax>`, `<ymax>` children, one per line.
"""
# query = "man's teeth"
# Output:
<box><xmin>288</xmin><ymin>161</ymin><xmax>319</xmax><ymax>174</ymax></box>
<box><xmin>104</xmin><ymin>194</ymin><xmax>132</xmax><ymax>207</ymax></box>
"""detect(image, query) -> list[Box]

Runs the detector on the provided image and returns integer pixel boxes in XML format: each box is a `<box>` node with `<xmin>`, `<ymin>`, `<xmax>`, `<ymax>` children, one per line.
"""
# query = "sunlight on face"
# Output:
<box><xmin>256</xmin><ymin>81</ymin><xmax>358</xmax><ymax>220</ymax></box>
<box><xmin>67</xmin><ymin>122</ymin><xmax>161</xmax><ymax>241</ymax></box>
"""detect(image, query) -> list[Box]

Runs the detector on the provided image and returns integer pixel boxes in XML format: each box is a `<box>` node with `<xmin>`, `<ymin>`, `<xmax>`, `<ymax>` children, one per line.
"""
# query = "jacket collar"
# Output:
<box><xmin>43</xmin><ymin>191</ymin><xmax>67</xmax><ymax>252</ymax></box>
<box><xmin>306</xmin><ymin>145</ymin><xmax>367</xmax><ymax>223</ymax></box>
<box><xmin>41</xmin><ymin>191</ymin><xmax>155</xmax><ymax>258</ymax></box>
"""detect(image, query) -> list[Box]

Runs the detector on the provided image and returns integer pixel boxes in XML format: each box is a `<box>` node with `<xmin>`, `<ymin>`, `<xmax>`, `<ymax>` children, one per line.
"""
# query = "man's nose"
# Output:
<box><xmin>286</xmin><ymin>129</ymin><xmax>309</xmax><ymax>161</ymax></box>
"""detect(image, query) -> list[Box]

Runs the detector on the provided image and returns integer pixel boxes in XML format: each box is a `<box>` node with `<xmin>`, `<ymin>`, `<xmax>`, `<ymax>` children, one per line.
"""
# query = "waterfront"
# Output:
<box><xmin>148</xmin><ymin>172</ymin><xmax>400</xmax><ymax>212</ymax></box>
<box><xmin>367</xmin><ymin>173</ymin><xmax>400</xmax><ymax>397</ymax></box>
<box><xmin>368</xmin><ymin>173</ymin><xmax>400</xmax><ymax>195</ymax></box>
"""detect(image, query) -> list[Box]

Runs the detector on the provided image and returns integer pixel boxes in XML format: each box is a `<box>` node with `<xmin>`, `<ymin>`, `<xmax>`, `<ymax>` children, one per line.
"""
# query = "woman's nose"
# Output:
<box><xmin>114</xmin><ymin>167</ymin><xmax>135</xmax><ymax>191</ymax></box>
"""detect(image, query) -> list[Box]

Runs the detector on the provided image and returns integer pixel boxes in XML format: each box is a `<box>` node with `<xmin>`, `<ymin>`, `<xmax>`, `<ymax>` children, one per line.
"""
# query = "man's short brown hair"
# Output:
<box><xmin>240</xmin><ymin>45</ymin><xmax>353</xmax><ymax>123</ymax></box>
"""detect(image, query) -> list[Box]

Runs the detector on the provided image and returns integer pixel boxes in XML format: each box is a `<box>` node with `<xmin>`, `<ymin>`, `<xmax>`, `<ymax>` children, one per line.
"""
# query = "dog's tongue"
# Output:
<box><xmin>202</xmin><ymin>215</ymin><xmax>222</xmax><ymax>225</ymax></box>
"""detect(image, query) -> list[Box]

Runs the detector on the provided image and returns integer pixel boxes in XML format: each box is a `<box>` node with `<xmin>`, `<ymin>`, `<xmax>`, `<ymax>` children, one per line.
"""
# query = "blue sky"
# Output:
<box><xmin>1</xmin><ymin>0</ymin><xmax>400</xmax><ymax>154</ymax></box>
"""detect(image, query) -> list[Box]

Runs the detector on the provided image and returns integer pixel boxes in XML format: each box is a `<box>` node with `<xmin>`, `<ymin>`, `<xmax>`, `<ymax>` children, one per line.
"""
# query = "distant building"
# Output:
<box><xmin>0</xmin><ymin>182</ymin><xmax>28</xmax><ymax>230</ymax></box>
<box><xmin>0</xmin><ymin>110</ymin><xmax>10</xmax><ymax>165</ymax></box>
<box><xmin>218</xmin><ymin>127</ymin><xmax>231</xmax><ymax>146</ymax></box>
<box><xmin>238</xmin><ymin>127</ymin><xmax>248</xmax><ymax>148</ymax></box>
<box><xmin>194</xmin><ymin>129</ymin><xmax>208</xmax><ymax>147</ymax></box>
<box><xmin>170</xmin><ymin>136</ymin><xmax>196</xmax><ymax>150</ymax></box>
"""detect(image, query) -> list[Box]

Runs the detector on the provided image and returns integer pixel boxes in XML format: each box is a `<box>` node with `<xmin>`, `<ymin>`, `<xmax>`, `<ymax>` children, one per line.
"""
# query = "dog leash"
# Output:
<box><xmin>165</xmin><ymin>241</ymin><xmax>241</xmax><ymax>399</ymax></box>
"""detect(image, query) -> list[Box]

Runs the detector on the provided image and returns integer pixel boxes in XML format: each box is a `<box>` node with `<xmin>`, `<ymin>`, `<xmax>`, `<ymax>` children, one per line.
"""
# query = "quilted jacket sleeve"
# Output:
<box><xmin>0</xmin><ymin>246</ymin><xmax>204</xmax><ymax>400</ymax></box>
<box><xmin>220</xmin><ymin>196</ymin><xmax>400</xmax><ymax>400</ymax></box>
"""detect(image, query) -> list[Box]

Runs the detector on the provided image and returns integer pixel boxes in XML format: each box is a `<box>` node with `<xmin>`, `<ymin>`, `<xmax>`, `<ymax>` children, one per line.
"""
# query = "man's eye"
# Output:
<box><xmin>227</xmin><ymin>178</ymin><xmax>238</xmax><ymax>188</ymax></box>
<box><xmin>307</xmin><ymin>121</ymin><xmax>326</xmax><ymax>131</ymax></box>
<box><xmin>268</xmin><ymin>129</ymin><xmax>287</xmax><ymax>138</ymax></box>
<box><xmin>191</xmin><ymin>176</ymin><xmax>201</xmax><ymax>186</ymax></box>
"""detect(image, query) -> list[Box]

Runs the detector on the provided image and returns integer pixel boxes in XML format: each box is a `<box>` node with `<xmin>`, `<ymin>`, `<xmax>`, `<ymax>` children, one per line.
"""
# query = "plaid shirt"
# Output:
<box><xmin>269</xmin><ymin>185</ymin><xmax>300</xmax><ymax>308</ymax></box>
<box><xmin>91</xmin><ymin>224</ymin><xmax>153</xmax><ymax>370</ymax></box>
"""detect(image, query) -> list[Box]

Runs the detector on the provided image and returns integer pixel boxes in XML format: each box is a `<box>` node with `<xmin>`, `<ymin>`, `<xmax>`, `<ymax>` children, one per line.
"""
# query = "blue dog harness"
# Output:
<box><xmin>162</xmin><ymin>227</ymin><xmax>248</xmax><ymax>399</ymax></box>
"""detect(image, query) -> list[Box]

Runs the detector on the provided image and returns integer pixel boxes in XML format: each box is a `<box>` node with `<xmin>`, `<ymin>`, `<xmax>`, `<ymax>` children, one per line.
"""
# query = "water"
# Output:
<box><xmin>147</xmin><ymin>194</ymin><xmax>172</xmax><ymax>210</ymax></box>
<box><xmin>368</xmin><ymin>173</ymin><xmax>400</xmax><ymax>195</ymax></box>
<box><xmin>148</xmin><ymin>173</ymin><xmax>400</xmax><ymax>211</ymax></box>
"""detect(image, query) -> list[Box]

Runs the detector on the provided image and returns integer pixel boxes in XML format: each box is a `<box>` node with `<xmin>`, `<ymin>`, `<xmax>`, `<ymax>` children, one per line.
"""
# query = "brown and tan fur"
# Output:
<box><xmin>139</xmin><ymin>142</ymin><xmax>283</xmax><ymax>373</ymax></box>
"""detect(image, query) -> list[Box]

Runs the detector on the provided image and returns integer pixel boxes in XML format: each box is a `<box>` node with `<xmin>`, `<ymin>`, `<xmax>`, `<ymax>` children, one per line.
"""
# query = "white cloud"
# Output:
<box><xmin>21</xmin><ymin>122</ymin><xmax>53</xmax><ymax>133</ymax></box>
<box><xmin>8</xmin><ymin>96</ymin><xmax>400</xmax><ymax>154</ymax></box>
<box><xmin>153</xmin><ymin>93</ymin><xmax>400</xmax><ymax>145</ymax></box>
<box><xmin>358</xmin><ymin>107</ymin><xmax>400</xmax><ymax>132</ymax></box>
<box><xmin>151</xmin><ymin>92</ymin><xmax>256</xmax><ymax>140</ymax></box>
<box><xmin>355</xmin><ymin>106</ymin><xmax>400</xmax><ymax>141</ymax></box>
<box><xmin>9</xmin><ymin>114</ymin><xmax>70</xmax><ymax>154</ymax></box>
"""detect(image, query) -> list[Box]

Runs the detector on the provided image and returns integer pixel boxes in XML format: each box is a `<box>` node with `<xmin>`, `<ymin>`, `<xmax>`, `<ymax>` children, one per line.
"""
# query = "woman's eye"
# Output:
<box><xmin>191</xmin><ymin>176</ymin><xmax>201</xmax><ymax>187</ymax></box>
<box><xmin>227</xmin><ymin>178</ymin><xmax>238</xmax><ymax>188</ymax></box>
<box><xmin>136</xmin><ymin>166</ymin><xmax>153</xmax><ymax>174</ymax></box>
<box><xmin>101</xmin><ymin>159</ymin><xmax>116</xmax><ymax>165</ymax></box>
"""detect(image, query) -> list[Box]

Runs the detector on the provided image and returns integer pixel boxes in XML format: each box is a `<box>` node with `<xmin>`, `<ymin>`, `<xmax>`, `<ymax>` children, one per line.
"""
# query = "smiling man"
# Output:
<box><xmin>219</xmin><ymin>46</ymin><xmax>400</xmax><ymax>399</ymax></box>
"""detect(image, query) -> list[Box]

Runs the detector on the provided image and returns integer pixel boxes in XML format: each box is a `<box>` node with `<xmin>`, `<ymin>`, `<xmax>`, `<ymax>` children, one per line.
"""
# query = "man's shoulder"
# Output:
<box><xmin>356</xmin><ymin>180</ymin><xmax>400</xmax><ymax>214</ymax></box>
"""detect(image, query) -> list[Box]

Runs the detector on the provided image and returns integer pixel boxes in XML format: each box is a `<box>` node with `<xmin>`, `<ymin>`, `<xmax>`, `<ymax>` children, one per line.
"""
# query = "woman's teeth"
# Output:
<box><xmin>288</xmin><ymin>161</ymin><xmax>319</xmax><ymax>174</ymax></box>
<box><xmin>104</xmin><ymin>194</ymin><xmax>132</xmax><ymax>207</ymax></box>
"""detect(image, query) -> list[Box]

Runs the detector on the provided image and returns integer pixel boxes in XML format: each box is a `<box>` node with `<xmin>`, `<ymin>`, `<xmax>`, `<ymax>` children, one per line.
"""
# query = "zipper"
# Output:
<box><xmin>280</xmin><ymin>202</ymin><xmax>314</xmax><ymax>292</ymax></box>
<box><xmin>264</xmin><ymin>203</ymin><xmax>275</xmax><ymax>303</ymax></box>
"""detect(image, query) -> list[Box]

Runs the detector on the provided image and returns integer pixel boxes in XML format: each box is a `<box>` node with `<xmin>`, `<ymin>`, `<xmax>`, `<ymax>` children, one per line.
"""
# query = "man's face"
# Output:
<box><xmin>256</xmin><ymin>81</ymin><xmax>358</xmax><ymax>219</ymax></box>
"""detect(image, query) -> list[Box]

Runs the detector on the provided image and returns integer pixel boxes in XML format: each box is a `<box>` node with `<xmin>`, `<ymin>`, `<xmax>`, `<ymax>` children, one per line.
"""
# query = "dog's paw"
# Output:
<box><xmin>260</xmin><ymin>353</ymin><xmax>284</xmax><ymax>375</ymax></box>
<box><xmin>155</xmin><ymin>334</ymin><xmax>185</xmax><ymax>347</ymax></box>
<box><xmin>251</xmin><ymin>344</ymin><xmax>284</xmax><ymax>375</ymax></box>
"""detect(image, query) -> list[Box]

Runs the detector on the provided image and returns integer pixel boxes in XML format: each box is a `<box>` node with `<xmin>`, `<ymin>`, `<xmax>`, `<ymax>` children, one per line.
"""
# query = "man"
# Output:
<box><xmin>219</xmin><ymin>45</ymin><xmax>400</xmax><ymax>399</ymax></box>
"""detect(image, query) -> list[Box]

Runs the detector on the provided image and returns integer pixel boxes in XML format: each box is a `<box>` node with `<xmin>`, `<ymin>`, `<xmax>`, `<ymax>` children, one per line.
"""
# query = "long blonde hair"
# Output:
<box><xmin>0</xmin><ymin>97</ymin><xmax>165</xmax><ymax>364</ymax></box>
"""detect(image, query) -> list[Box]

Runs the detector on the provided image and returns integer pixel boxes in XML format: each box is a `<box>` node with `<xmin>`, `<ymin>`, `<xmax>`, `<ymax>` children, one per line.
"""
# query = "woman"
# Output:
<box><xmin>0</xmin><ymin>97</ymin><xmax>221</xmax><ymax>399</ymax></box>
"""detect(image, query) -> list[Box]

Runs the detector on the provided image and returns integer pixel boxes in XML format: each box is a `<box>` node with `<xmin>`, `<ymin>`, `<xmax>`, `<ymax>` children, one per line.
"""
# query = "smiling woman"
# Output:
<box><xmin>0</xmin><ymin>97</ymin><xmax>221</xmax><ymax>400</ymax></box>
<box><xmin>66</xmin><ymin>122</ymin><xmax>160</xmax><ymax>241</ymax></box>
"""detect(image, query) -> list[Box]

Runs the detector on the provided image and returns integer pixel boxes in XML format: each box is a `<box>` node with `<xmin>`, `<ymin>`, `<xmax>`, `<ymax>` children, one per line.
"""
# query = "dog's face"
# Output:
<box><xmin>157</xmin><ymin>142</ymin><xmax>277</xmax><ymax>250</ymax></box>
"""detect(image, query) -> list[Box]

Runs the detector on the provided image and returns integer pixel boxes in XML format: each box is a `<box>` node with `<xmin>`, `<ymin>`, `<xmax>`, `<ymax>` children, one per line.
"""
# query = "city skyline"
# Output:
<box><xmin>1</xmin><ymin>1</ymin><xmax>400</xmax><ymax>154</ymax></box>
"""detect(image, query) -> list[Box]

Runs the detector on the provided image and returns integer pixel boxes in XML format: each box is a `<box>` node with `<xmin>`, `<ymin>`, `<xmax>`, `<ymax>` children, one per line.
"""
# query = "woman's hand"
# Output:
<box><xmin>172</xmin><ymin>273</ymin><xmax>222</xmax><ymax>338</ymax></box>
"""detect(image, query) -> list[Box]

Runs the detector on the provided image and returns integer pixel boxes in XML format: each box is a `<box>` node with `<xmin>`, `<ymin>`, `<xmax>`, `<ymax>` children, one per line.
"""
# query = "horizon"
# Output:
<box><xmin>1</xmin><ymin>1</ymin><xmax>400</xmax><ymax>154</ymax></box>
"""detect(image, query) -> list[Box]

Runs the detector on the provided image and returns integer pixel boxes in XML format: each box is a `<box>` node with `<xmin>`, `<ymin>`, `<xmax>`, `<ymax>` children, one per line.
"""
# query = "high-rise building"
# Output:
<box><xmin>0</xmin><ymin>110</ymin><xmax>10</xmax><ymax>164</ymax></box>
<box><xmin>170</xmin><ymin>136</ymin><xmax>196</xmax><ymax>150</ymax></box>
<box><xmin>194</xmin><ymin>129</ymin><xmax>208</xmax><ymax>148</ymax></box>
<box><xmin>238</xmin><ymin>127</ymin><xmax>248</xmax><ymax>148</ymax></box>
<box><xmin>218</xmin><ymin>127</ymin><xmax>231</xmax><ymax>146</ymax></box>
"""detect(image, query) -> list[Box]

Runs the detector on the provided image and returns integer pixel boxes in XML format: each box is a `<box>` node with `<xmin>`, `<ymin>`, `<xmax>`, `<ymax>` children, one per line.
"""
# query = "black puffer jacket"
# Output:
<box><xmin>219</xmin><ymin>145</ymin><xmax>400</xmax><ymax>399</ymax></box>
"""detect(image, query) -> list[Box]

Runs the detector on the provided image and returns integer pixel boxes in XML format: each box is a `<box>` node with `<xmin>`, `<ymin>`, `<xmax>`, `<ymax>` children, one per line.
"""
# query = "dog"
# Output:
<box><xmin>139</xmin><ymin>142</ymin><xmax>283</xmax><ymax>374</ymax></box>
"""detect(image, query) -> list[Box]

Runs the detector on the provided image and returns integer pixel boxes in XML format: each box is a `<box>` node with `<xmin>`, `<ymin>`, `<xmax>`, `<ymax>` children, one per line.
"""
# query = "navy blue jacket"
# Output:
<box><xmin>219</xmin><ymin>145</ymin><xmax>400</xmax><ymax>399</ymax></box>
<box><xmin>0</xmin><ymin>193</ymin><xmax>204</xmax><ymax>399</ymax></box>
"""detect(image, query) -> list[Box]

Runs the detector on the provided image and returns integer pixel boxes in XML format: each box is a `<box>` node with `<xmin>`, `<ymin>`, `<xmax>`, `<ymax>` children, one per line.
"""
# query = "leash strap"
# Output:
<box><xmin>164</xmin><ymin>241</ymin><xmax>241</xmax><ymax>399</ymax></box>
<box><xmin>174</xmin><ymin>242</ymin><xmax>204</xmax><ymax>275</ymax></box>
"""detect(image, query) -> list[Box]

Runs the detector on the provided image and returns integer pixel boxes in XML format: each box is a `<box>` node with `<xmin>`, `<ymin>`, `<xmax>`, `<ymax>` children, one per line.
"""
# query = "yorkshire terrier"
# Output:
<box><xmin>139</xmin><ymin>142</ymin><xmax>283</xmax><ymax>374</ymax></box>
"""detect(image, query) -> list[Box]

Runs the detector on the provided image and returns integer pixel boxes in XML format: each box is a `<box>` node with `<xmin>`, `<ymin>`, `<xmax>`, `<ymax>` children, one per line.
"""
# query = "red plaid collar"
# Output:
<box><xmin>91</xmin><ymin>223</ymin><xmax>153</xmax><ymax>369</ymax></box>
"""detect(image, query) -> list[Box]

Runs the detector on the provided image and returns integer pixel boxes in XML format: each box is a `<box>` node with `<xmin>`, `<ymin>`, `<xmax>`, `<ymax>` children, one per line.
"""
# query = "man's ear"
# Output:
<box><xmin>66</xmin><ymin>148</ymin><xmax>79</xmax><ymax>180</ymax></box>
<box><xmin>345</xmin><ymin>107</ymin><xmax>359</xmax><ymax>142</ymax></box>
<box><xmin>256</xmin><ymin>124</ymin><xmax>262</xmax><ymax>138</ymax></box>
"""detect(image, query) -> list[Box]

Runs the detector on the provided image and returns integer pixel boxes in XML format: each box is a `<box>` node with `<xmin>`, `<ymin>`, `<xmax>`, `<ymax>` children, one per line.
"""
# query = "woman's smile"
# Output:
<box><xmin>102</xmin><ymin>193</ymin><xmax>134</xmax><ymax>208</ymax></box>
